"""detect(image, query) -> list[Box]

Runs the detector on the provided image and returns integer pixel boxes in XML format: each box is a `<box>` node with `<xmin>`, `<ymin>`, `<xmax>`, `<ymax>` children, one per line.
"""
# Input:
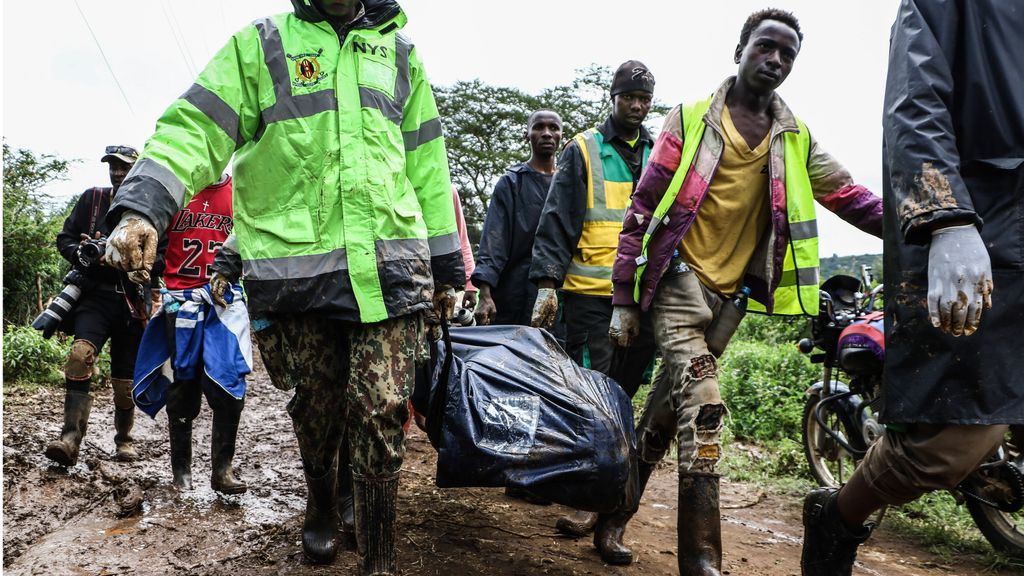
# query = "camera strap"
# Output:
<box><xmin>87</xmin><ymin>188</ymin><xmax>108</xmax><ymax>236</ymax></box>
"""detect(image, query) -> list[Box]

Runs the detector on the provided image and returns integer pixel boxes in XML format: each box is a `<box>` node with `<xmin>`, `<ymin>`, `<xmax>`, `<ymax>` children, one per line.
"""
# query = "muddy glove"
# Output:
<box><xmin>432</xmin><ymin>285</ymin><xmax>457</xmax><ymax>323</ymax></box>
<box><xmin>210</xmin><ymin>271</ymin><xmax>232</xmax><ymax>308</ymax></box>
<box><xmin>530</xmin><ymin>287</ymin><xmax>559</xmax><ymax>329</ymax></box>
<box><xmin>105</xmin><ymin>210</ymin><xmax>158</xmax><ymax>285</ymax></box>
<box><xmin>928</xmin><ymin>224</ymin><xmax>993</xmax><ymax>336</ymax></box>
<box><xmin>608</xmin><ymin>305</ymin><xmax>641</xmax><ymax>348</ymax></box>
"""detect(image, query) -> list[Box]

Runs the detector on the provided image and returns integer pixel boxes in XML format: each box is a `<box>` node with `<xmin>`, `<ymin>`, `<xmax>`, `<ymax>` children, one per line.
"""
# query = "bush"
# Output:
<box><xmin>718</xmin><ymin>339</ymin><xmax>818</xmax><ymax>443</ymax></box>
<box><xmin>3</xmin><ymin>324</ymin><xmax>66</xmax><ymax>386</ymax></box>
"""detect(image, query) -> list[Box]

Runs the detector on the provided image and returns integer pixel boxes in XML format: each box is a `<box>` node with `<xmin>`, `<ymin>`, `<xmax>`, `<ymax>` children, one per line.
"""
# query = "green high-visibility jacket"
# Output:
<box><xmin>110</xmin><ymin>0</ymin><xmax>462</xmax><ymax>323</ymax></box>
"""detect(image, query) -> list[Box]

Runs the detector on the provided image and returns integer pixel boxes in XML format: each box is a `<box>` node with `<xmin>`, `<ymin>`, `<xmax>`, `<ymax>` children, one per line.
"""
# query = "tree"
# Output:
<box><xmin>3</xmin><ymin>142</ymin><xmax>75</xmax><ymax>324</ymax></box>
<box><xmin>436</xmin><ymin>65</ymin><xmax>667</xmax><ymax>246</ymax></box>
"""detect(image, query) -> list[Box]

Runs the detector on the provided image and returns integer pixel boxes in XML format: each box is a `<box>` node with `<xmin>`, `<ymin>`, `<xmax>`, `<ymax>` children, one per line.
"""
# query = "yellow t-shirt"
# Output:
<box><xmin>679</xmin><ymin>105</ymin><xmax>771</xmax><ymax>296</ymax></box>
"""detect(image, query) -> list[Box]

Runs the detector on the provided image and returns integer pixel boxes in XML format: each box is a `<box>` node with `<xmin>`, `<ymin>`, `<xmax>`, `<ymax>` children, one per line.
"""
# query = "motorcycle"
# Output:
<box><xmin>798</xmin><ymin>266</ymin><xmax>1024</xmax><ymax>557</ymax></box>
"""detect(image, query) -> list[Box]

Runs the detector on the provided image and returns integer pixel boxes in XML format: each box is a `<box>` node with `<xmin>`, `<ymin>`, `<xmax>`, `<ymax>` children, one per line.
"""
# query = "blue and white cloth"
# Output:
<box><xmin>133</xmin><ymin>284</ymin><xmax>253</xmax><ymax>418</ymax></box>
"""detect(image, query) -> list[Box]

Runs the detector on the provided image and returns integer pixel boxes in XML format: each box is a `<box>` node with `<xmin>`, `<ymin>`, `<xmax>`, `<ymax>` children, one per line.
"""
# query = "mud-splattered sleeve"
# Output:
<box><xmin>884</xmin><ymin>0</ymin><xmax>979</xmax><ymax>243</ymax></box>
<box><xmin>611</xmin><ymin>105</ymin><xmax>684</xmax><ymax>306</ymax></box>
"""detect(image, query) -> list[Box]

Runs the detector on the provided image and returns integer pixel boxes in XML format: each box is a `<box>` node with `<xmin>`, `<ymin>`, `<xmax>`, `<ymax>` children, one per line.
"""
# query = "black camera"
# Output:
<box><xmin>76</xmin><ymin>237</ymin><xmax>107</xmax><ymax>268</ymax></box>
<box><xmin>31</xmin><ymin>239</ymin><xmax>105</xmax><ymax>339</ymax></box>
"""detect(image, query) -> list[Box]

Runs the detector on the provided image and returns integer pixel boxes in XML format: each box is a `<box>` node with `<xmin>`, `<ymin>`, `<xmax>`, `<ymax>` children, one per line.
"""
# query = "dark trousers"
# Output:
<box><xmin>72</xmin><ymin>289</ymin><xmax>143</xmax><ymax>380</ymax></box>
<box><xmin>562</xmin><ymin>292</ymin><xmax>656</xmax><ymax>397</ymax></box>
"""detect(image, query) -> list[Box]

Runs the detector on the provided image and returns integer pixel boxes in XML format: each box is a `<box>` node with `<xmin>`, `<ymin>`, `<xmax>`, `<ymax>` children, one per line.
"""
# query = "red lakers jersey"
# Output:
<box><xmin>164</xmin><ymin>176</ymin><xmax>234</xmax><ymax>290</ymax></box>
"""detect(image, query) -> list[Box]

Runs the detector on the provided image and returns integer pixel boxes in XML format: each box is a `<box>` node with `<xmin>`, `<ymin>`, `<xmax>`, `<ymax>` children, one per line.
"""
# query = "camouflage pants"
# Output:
<box><xmin>254</xmin><ymin>313</ymin><xmax>423</xmax><ymax>478</ymax></box>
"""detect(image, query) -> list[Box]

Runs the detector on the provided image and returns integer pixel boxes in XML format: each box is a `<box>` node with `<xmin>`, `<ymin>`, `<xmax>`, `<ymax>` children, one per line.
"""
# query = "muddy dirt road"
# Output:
<box><xmin>4</xmin><ymin>361</ymin><xmax>1018</xmax><ymax>575</ymax></box>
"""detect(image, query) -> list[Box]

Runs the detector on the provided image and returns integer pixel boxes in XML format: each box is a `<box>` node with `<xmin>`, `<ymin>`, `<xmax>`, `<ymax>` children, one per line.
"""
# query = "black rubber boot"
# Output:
<box><xmin>44</xmin><ymin>389</ymin><xmax>93</xmax><ymax>466</ymax></box>
<box><xmin>353</xmin><ymin>473</ymin><xmax>399</xmax><ymax>576</ymax></box>
<box><xmin>556</xmin><ymin>509</ymin><xmax>599</xmax><ymax>537</ymax></box>
<box><xmin>302</xmin><ymin>465</ymin><xmax>340</xmax><ymax>564</ymax></box>
<box><xmin>593</xmin><ymin>460</ymin><xmax>655</xmax><ymax>565</ymax></box>
<box><xmin>337</xmin><ymin>436</ymin><xmax>356</xmax><ymax>550</ymax></box>
<box><xmin>168</xmin><ymin>416</ymin><xmax>193</xmax><ymax>490</ymax></box>
<box><xmin>678</xmin><ymin>475</ymin><xmax>722</xmax><ymax>576</ymax></box>
<box><xmin>210</xmin><ymin>411</ymin><xmax>248</xmax><ymax>495</ymax></box>
<box><xmin>801</xmin><ymin>487</ymin><xmax>873</xmax><ymax>576</ymax></box>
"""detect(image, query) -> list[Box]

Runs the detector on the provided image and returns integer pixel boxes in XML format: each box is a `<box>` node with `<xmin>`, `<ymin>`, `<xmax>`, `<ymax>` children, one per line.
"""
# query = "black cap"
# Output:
<box><xmin>610</xmin><ymin>60</ymin><xmax>655</xmax><ymax>97</ymax></box>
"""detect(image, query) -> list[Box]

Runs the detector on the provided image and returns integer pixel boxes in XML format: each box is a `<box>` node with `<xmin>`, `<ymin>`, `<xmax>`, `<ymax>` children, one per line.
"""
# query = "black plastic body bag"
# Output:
<box><xmin>412</xmin><ymin>324</ymin><xmax>638</xmax><ymax>513</ymax></box>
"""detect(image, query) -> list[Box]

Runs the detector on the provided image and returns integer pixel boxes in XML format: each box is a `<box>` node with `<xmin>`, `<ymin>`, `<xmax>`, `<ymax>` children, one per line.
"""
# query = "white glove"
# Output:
<box><xmin>608</xmin><ymin>306</ymin><xmax>641</xmax><ymax>348</ymax></box>
<box><xmin>105</xmin><ymin>210</ymin><xmax>158</xmax><ymax>284</ymax></box>
<box><xmin>928</xmin><ymin>224</ymin><xmax>993</xmax><ymax>336</ymax></box>
<box><xmin>530</xmin><ymin>287</ymin><xmax>559</xmax><ymax>329</ymax></box>
<box><xmin>431</xmin><ymin>285</ymin><xmax>457</xmax><ymax>322</ymax></box>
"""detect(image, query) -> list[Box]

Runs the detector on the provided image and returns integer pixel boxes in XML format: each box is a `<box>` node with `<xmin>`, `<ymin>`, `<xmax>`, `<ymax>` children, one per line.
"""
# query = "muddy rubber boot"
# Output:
<box><xmin>302</xmin><ymin>465</ymin><xmax>340</xmax><ymax>564</ymax></box>
<box><xmin>592</xmin><ymin>460</ymin><xmax>655</xmax><ymax>565</ymax></box>
<box><xmin>44</xmin><ymin>389</ymin><xmax>93</xmax><ymax>466</ymax></box>
<box><xmin>801</xmin><ymin>488</ymin><xmax>873</xmax><ymax>576</ymax></box>
<box><xmin>677</xmin><ymin>475</ymin><xmax>722</xmax><ymax>576</ymax></box>
<box><xmin>113</xmin><ymin>408</ymin><xmax>139</xmax><ymax>461</ymax></box>
<box><xmin>353</xmin><ymin>473</ymin><xmax>399</xmax><ymax>576</ymax></box>
<box><xmin>556</xmin><ymin>509</ymin><xmax>599</xmax><ymax>537</ymax></box>
<box><xmin>210</xmin><ymin>412</ymin><xmax>248</xmax><ymax>495</ymax></box>
<box><xmin>337</xmin><ymin>437</ymin><xmax>356</xmax><ymax>549</ymax></box>
<box><xmin>168</xmin><ymin>417</ymin><xmax>193</xmax><ymax>490</ymax></box>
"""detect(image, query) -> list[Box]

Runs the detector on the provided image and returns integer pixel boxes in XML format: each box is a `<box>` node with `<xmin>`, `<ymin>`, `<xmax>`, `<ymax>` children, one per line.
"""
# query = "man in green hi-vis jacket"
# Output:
<box><xmin>103</xmin><ymin>1</ymin><xmax>462</xmax><ymax>574</ymax></box>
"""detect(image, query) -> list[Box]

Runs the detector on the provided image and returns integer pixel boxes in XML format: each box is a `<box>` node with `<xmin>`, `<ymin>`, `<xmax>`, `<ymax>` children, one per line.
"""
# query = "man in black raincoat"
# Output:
<box><xmin>801</xmin><ymin>1</ymin><xmax>1024</xmax><ymax>574</ymax></box>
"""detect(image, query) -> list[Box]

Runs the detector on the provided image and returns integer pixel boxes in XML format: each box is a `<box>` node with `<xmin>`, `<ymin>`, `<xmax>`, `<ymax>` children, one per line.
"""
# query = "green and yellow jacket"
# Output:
<box><xmin>110</xmin><ymin>0</ymin><xmax>461</xmax><ymax>323</ymax></box>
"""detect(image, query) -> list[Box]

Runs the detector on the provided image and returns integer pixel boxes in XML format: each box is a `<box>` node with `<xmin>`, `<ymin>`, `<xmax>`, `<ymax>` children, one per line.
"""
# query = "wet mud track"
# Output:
<box><xmin>4</xmin><ymin>361</ymin><xmax>1018</xmax><ymax>575</ymax></box>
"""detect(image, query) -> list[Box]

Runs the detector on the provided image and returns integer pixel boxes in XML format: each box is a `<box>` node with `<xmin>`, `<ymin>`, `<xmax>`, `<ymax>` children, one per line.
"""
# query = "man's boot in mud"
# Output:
<box><xmin>337</xmin><ymin>436</ymin><xmax>356</xmax><ymax>549</ymax></box>
<box><xmin>302</xmin><ymin>463</ymin><xmax>340</xmax><ymax>564</ymax></box>
<box><xmin>353</xmin><ymin>472</ymin><xmax>399</xmax><ymax>576</ymax></box>
<box><xmin>801</xmin><ymin>487</ymin><xmax>873</xmax><ymax>576</ymax></box>
<box><xmin>556</xmin><ymin>509</ymin><xmax>599</xmax><ymax>537</ymax></box>
<box><xmin>593</xmin><ymin>460</ymin><xmax>656</xmax><ymax>565</ymax></box>
<box><xmin>111</xmin><ymin>378</ymin><xmax>139</xmax><ymax>461</ymax></box>
<box><xmin>168</xmin><ymin>416</ymin><xmax>193</xmax><ymax>489</ymax></box>
<box><xmin>677</xmin><ymin>475</ymin><xmax>722</xmax><ymax>576</ymax></box>
<box><xmin>210</xmin><ymin>409</ymin><xmax>248</xmax><ymax>494</ymax></box>
<box><xmin>44</xmin><ymin>388</ymin><xmax>93</xmax><ymax>466</ymax></box>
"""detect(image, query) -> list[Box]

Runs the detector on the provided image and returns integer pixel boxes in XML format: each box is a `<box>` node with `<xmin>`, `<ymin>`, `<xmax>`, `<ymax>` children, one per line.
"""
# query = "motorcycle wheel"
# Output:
<box><xmin>965</xmin><ymin>430</ymin><xmax>1024</xmax><ymax>558</ymax></box>
<box><xmin>802</xmin><ymin>392</ymin><xmax>860</xmax><ymax>488</ymax></box>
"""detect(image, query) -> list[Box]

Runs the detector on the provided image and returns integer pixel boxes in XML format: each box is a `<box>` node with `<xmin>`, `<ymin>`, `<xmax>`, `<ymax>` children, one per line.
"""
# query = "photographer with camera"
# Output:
<box><xmin>44</xmin><ymin>145</ymin><xmax>163</xmax><ymax>467</ymax></box>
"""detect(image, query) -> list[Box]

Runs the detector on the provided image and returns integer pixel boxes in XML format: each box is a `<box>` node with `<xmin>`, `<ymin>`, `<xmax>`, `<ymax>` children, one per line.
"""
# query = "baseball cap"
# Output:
<box><xmin>101</xmin><ymin>145</ymin><xmax>139</xmax><ymax>164</ymax></box>
<box><xmin>610</xmin><ymin>60</ymin><xmax>655</xmax><ymax>97</ymax></box>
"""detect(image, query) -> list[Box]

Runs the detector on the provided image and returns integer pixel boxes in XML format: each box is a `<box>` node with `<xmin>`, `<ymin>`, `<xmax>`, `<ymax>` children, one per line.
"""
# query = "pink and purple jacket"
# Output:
<box><xmin>612</xmin><ymin>78</ymin><xmax>883</xmax><ymax>311</ymax></box>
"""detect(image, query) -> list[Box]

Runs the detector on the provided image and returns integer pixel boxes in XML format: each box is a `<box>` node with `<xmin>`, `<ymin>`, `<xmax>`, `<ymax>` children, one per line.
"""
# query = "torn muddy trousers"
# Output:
<box><xmin>112</xmin><ymin>378</ymin><xmax>138</xmax><ymax>461</ymax></box>
<box><xmin>592</xmin><ymin>460</ymin><xmax>656</xmax><ymax>565</ymax></box>
<box><xmin>353</xmin><ymin>472</ymin><xmax>399</xmax><ymax>576</ymax></box>
<box><xmin>44</xmin><ymin>388</ymin><xmax>94</xmax><ymax>467</ymax></box>
<box><xmin>302</xmin><ymin>463</ymin><xmax>340</xmax><ymax>564</ymax></box>
<box><xmin>678</xmin><ymin>474</ymin><xmax>722</xmax><ymax>575</ymax></box>
<box><xmin>416</xmin><ymin>325</ymin><xmax>637</xmax><ymax>513</ymax></box>
<box><xmin>801</xmin><ymin>487</ymin><xmax>873</xmax><ymax>576</ymax></box>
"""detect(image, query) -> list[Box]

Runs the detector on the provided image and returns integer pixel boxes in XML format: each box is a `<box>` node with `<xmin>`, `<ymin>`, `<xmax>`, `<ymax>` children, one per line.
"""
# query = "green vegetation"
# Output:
<box><xmin>3</xmin><ymin>141</ymin><xmax>76</xmax><ymax>325</ymax></box>
<box><xmin>3</xmin><ymin>324</ymin><xmax>67</xmax><ymax>386</ymax></box>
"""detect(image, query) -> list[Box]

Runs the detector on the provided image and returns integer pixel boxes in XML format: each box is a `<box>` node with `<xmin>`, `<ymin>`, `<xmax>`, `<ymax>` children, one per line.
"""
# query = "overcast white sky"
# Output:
<box><xmin>2</xmin><ymin>0</ymin><xmax>899</xmax><ymax>256</ymax></box>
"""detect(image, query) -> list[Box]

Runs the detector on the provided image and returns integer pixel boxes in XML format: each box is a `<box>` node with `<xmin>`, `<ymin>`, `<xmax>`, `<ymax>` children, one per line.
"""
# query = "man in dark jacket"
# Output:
<box><xmin>45</xmin><ymin>145</ymin><xmax>158</xmax><ymax>466</ymax></box>
<box><xmin>528</xmin><ymin>60</ymin><xmax>659</xmax><ymax>558</ymax></box>
<box><xmin>801</xmin><ymin>1</ymin><xmax>1024</xmax><ymax>574</ymax></box>
<box><xmin>473</xmin><ymin>110</ymin><xmax>563</xmax><ymax>331</ymax></box>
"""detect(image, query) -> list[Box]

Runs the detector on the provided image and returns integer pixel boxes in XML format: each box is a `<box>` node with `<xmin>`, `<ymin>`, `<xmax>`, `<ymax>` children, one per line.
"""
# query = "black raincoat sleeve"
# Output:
<box><xmin>471</xmin><ymin>173</ymin><xmax>516</xmax><ymax>289</ymax></box>
<box><xmin>884</xmin><ymin>0</ymin><xmax>981</xmax><ymax>244</ymax></box>
<box><xmin>528</xmin><ymin>142</ymin><xmax>587</xmax><ymax>285</ymax></box>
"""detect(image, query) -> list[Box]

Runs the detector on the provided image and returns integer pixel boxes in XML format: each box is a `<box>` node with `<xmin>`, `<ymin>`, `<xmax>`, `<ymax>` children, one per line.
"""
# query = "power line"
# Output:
<box><xmin>160</xmin><ymin>0</ymin><xmax>198</xmax><ymax>78</ymax></box>
<box><xmin>72</xmin><ymin>0</ymin><xmax>135</xmax><ymax>117</ymax></box>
